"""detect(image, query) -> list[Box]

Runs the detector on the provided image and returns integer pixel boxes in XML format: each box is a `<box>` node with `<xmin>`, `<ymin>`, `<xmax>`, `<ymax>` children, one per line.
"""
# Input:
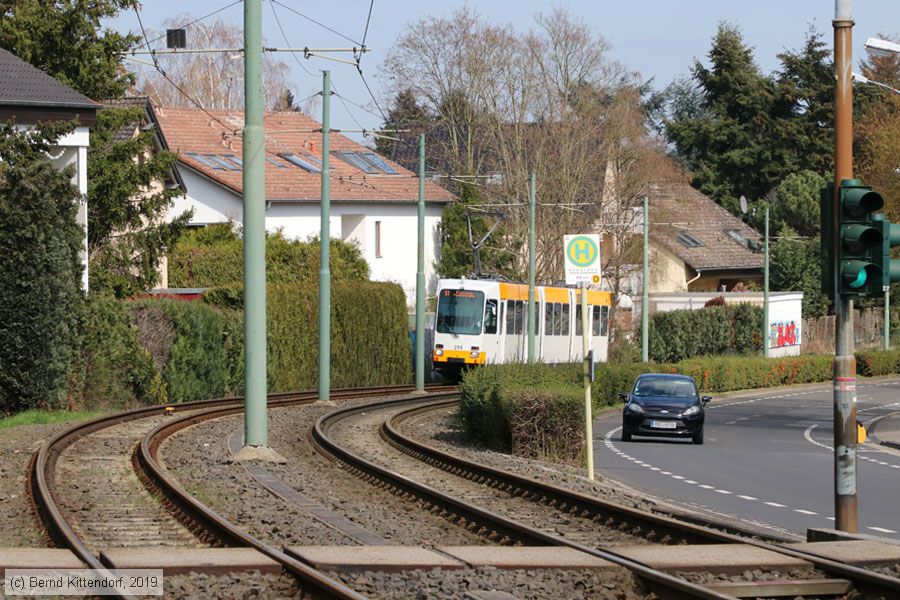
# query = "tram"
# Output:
<box><xmin>431</xmin><ymin>277</ymin><xmax>611</xmax><ymax>379</ymax></box>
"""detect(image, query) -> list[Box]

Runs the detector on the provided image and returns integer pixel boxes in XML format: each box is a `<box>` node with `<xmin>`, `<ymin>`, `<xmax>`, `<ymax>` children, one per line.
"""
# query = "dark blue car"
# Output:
<box><xmin>619</xmin><ymin>374</ymin><xmax>711</xmax><ymax>444</ymax></box>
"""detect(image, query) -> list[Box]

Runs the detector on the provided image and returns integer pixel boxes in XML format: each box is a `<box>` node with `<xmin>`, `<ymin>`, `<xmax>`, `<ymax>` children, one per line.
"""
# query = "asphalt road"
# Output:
<box><xmin>593</xmin><ymin>378</ymin><xmax>900</xmax><ymax>541</ymax></box>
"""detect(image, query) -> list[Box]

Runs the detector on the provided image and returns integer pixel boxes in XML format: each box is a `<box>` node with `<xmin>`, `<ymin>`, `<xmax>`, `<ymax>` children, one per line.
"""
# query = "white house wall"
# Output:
<box><xmin>48</xmin><ymin>125</ymin><xmax>90</xmax><ymax>291</ymax></box>
<box><xmin>168</xmin><ymin>169</ymin><xmax>445</xmax><ymax>304</ymax></box>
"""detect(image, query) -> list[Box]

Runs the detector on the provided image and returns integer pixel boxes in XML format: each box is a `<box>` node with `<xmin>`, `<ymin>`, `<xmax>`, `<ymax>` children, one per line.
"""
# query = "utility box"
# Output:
<box><xmin>649</xmin><ymin>291</ymin><xmax>803</xmax><ymax>357</ymax></box>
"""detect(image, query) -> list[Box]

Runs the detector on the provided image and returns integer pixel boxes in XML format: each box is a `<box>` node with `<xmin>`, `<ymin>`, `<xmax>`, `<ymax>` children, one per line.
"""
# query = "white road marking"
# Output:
<box><xmin>715</xmin><ymin>489</ymin><xmax>732</xmax><ymax>495</ymax></box>
<box><xmin>738</xmin><ymin>495</ymin><xmax>757</xmax><ymax>500</ymax></box>
<box><xmin>868</xmin><ymin>526</ymin><xmax>897</xmax><ymax>534</ymax></box>
<box><xmin>764</xmin><ymin>502</ymin><xmax>786</xmax><ymax>507</ymax></box>
<box><xmin>698</xmin><ymin>484</ymin><xmax>714</xmax><ymax>490</ymax></box>
<box><xmin>795</xmin><ymin>509</ymin><xmax>818</xmax><ymax>515</ymax></box>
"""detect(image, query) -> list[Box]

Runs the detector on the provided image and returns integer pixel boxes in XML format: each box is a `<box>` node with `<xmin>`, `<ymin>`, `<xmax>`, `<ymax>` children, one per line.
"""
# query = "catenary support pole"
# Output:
<box><xmin>764</xmin><ymin>203</ymin><xmax>770</xmax><ymax>358</ymax></box>
<box><xmin>642</xmin><ymin>195</ymin><xmax>649</xmax><ymax>363</ymax></box>
<box><xmin>528</xmin><ymin>172</ymin><xmax>536</xmax><ymax>364</ymax></box>
<box><xmin>581</xmin><ymin>284</ymin><xmax>594</xmax><ymax>480</ymax></box>
<box><xmin>318</xmin><ymin>70</ymin><xmax>332</xmax><ymax>402</ymax></box>
<box><xmin>833</xmin><ymin>0</ymin><xmax>858</xmax><ymax>533</ymax></box>
<box><xmin>242</xmin><ymin>0</ymin><xmax>267</xmax><ymax>448</ymax></box>
<box><xmin>416</xmin><ymin>134</ymin><xmax>426</xmax><ymax>391</ymax></box>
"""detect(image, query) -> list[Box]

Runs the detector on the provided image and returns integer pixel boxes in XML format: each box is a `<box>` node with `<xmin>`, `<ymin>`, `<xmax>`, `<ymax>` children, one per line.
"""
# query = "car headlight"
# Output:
<box><xmin>681</xmin><ymin>405</ymin><xmax>701</xmax><ymax>418</ymax></box>
<box><xmin>625</xmin><ymin>402</ymin><xmax>645</xmax><ymax>415</ymax></box>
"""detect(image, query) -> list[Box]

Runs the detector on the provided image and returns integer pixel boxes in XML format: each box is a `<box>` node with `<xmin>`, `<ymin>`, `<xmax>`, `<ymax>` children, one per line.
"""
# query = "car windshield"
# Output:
<box><xmin>436</xmin><ymin>289</ymin><xmax>485</xmax><ymax>335</ymax></box>
<box><xmin>633</xmin><ymin>378</ymin><xmax>697</xmax><ymax>399</ymax></box>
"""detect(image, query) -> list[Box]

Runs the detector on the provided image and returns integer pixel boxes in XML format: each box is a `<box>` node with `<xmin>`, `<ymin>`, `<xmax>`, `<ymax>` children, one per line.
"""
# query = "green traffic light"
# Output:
<box><xmin>849</xmin><ymin>269</ymin><xmax>867</xmax><ymax>289</ymax></box>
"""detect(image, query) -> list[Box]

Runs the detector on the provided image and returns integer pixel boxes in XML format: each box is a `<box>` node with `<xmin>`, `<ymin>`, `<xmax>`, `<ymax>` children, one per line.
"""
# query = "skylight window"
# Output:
<box><xmin>279</xmin><ymin>153</ymin><xmax>321</xmax><ymax>173</ymax></box>
<box><xmin>207</xmin><ymin>155</ymin><xmax>241</xmax><ymax>171</ymax></box>
<box><xmin>676</xmin><ymin>232</ymin><xmax>704</xmax><ymax>248</ymax></box>
<box><xmin>725</xmin><ymin>229</ymin><xmax>760</xmax><ymax>251</ymax></box>
<box><xmin>185</xmin><ymin>152</ymin><xmax>223</xmax><ymax>170</ymax></box>
<box><xmin>333</xmin><ymin>150</ymin><xmax>378</xmax><ymax>173</ymax></box>
<box><xmin>360</xmin><ymin>151</ymin><xmax>397</xmax><ymax>174</ymax></box>
<box><xmin>265</xmin><ymin>156</ymin><xmax>287</xmax><ymax>168</ymax></box>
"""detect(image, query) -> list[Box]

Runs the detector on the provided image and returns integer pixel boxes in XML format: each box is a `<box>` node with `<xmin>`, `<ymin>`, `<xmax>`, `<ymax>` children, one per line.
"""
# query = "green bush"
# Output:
<box><xmin>168</xmin><ymin>224</ymin><xmax>369</xmax><ymax>288</ymax></box>
<box><xmin>130</xmin><ymin>299</ymin><xmax>242</xmax><ymax>403</ymax></box>
<box><xmin>67</xmin><ymin>295</ymin><xmax>165</xmax><ymax>410</ymax></box>
<box><xmin>649</xmin><ymin>303</ymin><xmax>763</xmax><ymax>362</ymax></box>
<box><xmin>855</xmin><ymin>349</ymin><xmax>900</xmax><ymax>377</ymax></box>
<box><xmin>507</xmin><ymin>386</ymin><xmax>585</xmax><ymax>462</ymax></box>
<box><xmin>205</xmin><ymin>281</ymin><xmax>412</xmax><ymax>392</ymax></box>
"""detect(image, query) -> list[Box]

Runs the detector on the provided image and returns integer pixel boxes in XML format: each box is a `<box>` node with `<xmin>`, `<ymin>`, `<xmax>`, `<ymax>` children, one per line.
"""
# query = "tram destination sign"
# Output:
<box><xmin>563</xmin><ymin>234</ymin><xmax>601</xmax><ymax>285</ymax></box>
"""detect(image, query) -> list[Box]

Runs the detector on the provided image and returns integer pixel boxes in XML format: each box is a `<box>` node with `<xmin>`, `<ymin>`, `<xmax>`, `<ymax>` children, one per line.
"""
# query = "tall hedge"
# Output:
<box><xmin>168</xmin><ymin>224</ymin><xmax>369</xmax><ymax>288</ymax></box>
<box><xmin>0</xmin><ymin>122</ymin><xmax>84</xmax><ymax>414</ymax></box>
<box><xmin>67</xmin><ymin>295</ymin><xmax>165</xmax><ymax>410</ymax></box>
<box><xmin>205</xmin><ymin>281</ymin><xmax>412</xmax><ymax>391</ymax></box>
<box><xmin>129</xmin><ymin>299</ymin><xmax>242</xmax><ymax>403</ymax></box>
<box><xmin>649</xmin><ymin>303</ymin><xmax>762</xmax><ymax>362</ymax></box>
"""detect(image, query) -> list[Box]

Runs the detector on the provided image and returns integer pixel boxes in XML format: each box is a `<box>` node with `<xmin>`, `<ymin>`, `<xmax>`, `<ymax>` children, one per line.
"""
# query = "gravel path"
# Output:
<box><xmin>0</xmin><ymin>423</ymin><xmax>70</xmax><ymax>546</ymax></box>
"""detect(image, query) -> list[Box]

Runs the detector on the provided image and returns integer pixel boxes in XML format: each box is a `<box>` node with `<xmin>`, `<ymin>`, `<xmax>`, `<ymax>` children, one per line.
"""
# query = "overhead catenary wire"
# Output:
<box><xmin>361</xmin><ymin>0</ymin><xmax>375</xmax><ymax>48</ymax></box>
<box><xmin>270</xmin><ymin>0</ymin><xmax>362</xmax><ymax>46</ymax></box>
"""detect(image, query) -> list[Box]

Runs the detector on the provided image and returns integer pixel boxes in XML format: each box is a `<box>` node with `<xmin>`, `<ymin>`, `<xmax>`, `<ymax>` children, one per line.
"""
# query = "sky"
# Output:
<box><xmin>108</xmin><ymin>1</ymin><xmax>900</xmax><ymax>140</ymax></box>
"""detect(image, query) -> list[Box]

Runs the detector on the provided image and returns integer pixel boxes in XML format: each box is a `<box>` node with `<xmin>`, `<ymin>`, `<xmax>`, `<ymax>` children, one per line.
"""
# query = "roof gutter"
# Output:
<box><xmin>686</xmin><ymin>269</ymin><xmax>702</xmax><ymax>288</ymax></box>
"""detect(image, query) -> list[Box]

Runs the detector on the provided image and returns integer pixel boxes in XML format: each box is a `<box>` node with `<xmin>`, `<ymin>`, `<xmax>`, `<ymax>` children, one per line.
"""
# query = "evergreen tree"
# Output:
<box><xmin>665</xmin><ymin>24</ymin><xmax>788</xmax><ymax>211</ymax></box>
<box><xmin>87</xmin><ymin>106</ymin><xmax>191</xmax><ymax>296</ymax></box>
<box><xmin>770</xmin><ymin>170</ymin><xmax>827</xmax><ymax>238</ymax></box>
<box><xmin>375</xmin><ymin>89</ymin><xmax>432</xmax><ymax>159</ymax></box>
<box><xmin>770</xmin><ymin>225</ymin><xmax>828</xmax><ymax>318</ymax></box>
<box><xmin>0</xmin><ymin>0</ymin><xmax>139</xmax><ymax>101</ymax></box>
<box><xmin>0</xmin><ymin>122</ymin><xmax>84</xmax><ymax>413</ymax></box>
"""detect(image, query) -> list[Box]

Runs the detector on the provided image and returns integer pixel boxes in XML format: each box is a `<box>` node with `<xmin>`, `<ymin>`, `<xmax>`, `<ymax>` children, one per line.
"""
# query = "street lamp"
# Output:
<box><xmin>864</xmin><ymin>37</ymin><xmax>900</xmax><ymax>58</ymax></box>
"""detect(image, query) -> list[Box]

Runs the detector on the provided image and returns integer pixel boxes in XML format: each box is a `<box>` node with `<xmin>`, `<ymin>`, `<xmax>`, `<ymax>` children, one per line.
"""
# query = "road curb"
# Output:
<box><xmin>865</xmin><ymin>410</ymin><xmax>900</xmax><ymax>451</ymax></box>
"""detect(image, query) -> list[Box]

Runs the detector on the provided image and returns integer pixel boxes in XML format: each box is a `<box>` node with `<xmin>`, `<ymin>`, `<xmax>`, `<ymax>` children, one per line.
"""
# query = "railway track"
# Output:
<box><xmin>29</xmin><ymin>385</ymin><xmax>453</xmax><ymax>600</ymax></box>
<box><xmin>314</xmin><ymin>394</ymin><xmax>900</xmax><ymax>600</ymax></box>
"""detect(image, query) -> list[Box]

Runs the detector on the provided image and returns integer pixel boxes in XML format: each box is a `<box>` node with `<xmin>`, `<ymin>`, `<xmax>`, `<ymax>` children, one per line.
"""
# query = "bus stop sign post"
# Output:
<box><xmin>565</xmin><ymin>234</ymin><xmax>601</xmax><ymax>480</ymax></box>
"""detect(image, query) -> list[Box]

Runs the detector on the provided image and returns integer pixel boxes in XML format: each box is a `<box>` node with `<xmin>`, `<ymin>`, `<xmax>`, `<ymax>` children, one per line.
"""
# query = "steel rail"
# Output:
<box><xmin>30</xmin><ymin>385</ymin><xmax>452</xmax><ymax>600</ymax></box>
<box><xmin>386</xmin><ymin>398</ymin><xmax>900</xmax><ymax>600</ymax></box>
<box><xmin>313</xmin><ymin>394</ymin><xmax>738</xmax><ymax>600</ymax></box>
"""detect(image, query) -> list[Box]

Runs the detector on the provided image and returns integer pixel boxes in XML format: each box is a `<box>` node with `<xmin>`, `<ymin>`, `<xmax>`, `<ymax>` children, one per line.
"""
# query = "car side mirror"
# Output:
<box><xmin>701</xmin><ymin>395</ymin><xmax>712</xmax><ymax>404</ymax></box>
<box><xmin>618</xmin><ymin>392</ymin><xmax>628</xmax><ymax>401</ymax></box>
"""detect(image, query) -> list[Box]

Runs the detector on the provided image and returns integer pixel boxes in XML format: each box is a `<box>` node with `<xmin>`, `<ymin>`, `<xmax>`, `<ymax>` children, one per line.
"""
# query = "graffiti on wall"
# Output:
<box><xmin>770</xmin><ymin>321</ymin><xmax>800</xmax><ymax>348</ymax></box>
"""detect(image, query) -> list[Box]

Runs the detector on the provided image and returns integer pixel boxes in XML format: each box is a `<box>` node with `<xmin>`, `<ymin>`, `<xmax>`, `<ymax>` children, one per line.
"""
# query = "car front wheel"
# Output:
<box><xmin>692</xmin><ymin>427</ymin><xmax>704</xmax><ymax>445</ymax></box>
<box><xmin>622</xmin><ymin>428</ymin><xmax>632</xmax><ymax>442</ymax></box>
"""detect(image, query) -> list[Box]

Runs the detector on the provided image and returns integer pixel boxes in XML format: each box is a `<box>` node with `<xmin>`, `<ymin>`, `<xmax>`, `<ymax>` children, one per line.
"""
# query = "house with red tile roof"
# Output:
<box><xmin>155</xmin><ymin>106</ymin><xmax>455</xmax><ymax>303</ymax></box>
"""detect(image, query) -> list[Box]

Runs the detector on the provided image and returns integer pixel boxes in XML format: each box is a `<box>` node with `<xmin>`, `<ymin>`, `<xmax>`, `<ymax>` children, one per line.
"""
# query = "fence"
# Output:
<box><xmin>801</xmin><ymin>307</ymin><xmax>884</xmax><ymax>354</ymax></box>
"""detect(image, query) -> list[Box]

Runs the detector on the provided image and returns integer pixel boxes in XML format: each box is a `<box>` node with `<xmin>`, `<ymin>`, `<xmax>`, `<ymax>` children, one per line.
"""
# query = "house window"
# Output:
<box><xmin>375</xmin><ymin>221</ymin><xmax>382</xmax><ymax>258</ymax></box>
<box><xmin>676</xmin><ymin>232</ymin><xmax>704</xmax><ymax>248</ymax></box>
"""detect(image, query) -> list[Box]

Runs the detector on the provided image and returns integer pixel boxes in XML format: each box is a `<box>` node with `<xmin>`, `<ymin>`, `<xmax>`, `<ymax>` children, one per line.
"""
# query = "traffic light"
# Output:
<box><xmin>821</xmin><ymin>179</ymin><xmax>887</xmax><ymax>299</ymax></box>
<box><xmin>873</xmin><ymin>215</ymin><xmax>900</xmax><ymax>292</ymax></box>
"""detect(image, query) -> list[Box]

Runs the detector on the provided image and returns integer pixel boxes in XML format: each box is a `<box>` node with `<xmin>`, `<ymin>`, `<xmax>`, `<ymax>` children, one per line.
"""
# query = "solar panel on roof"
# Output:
<box><xmin>266</xmin><ymin>156</ymin><xmax>287</xmax><ymax>168</ymax></box>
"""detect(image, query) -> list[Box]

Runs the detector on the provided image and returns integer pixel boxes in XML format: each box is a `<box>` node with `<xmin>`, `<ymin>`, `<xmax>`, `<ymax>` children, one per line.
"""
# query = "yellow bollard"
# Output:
<box><xmin>857</xmin><ymin>420</ymin><xmax>867</xmax><ymax>444</ymax></box>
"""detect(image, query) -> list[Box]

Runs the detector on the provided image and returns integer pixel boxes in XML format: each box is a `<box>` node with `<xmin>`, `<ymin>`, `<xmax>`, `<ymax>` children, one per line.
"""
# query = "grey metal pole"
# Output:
<box><xmin>242</xmin><ymin>0</ymin><xmax>267</xmax><ymax>448</ymax></box>
<box><xmin>764</xmin><ymin>203</ymin><xmax>770</xmax><ymax>358</ymax></box>
<box><xmin>642</xmin><ymin>195</ymin><xmax>649</xmax><ymax>363</ymax></box>
<box><xmin>833</xmin><ymin>0</ymin><xmax>858</xmax><ymax>533</ymax></box>
<box><xmin>318</xmin><ymin>70</ymin><xmax>332</xmax><ymax>402</ymax></box>
<box><xmin>581</xmin><ymin>284</ymin><xmax>594</xmax><ymax>480</ymax></box>
<box><xmin>885</xmin><ymin>287</ymin><xmax>890</xmax><ymax>350</ymax></box>
<box><xmin>528</xmin><ymin>172</ymin><xmax>536</xmax><ymax>364</ymax></box>
<box><xmin>415</xmin><ymin>134</ymin><xmax>426</xmax><ymax>391</ymax></box>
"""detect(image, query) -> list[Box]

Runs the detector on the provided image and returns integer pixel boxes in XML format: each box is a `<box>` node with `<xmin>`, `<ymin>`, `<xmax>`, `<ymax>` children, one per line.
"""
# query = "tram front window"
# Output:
<box><xmin>436</xmin><ymin>289</ymin><xmax>485</xmax><ymax>335</ymax></box>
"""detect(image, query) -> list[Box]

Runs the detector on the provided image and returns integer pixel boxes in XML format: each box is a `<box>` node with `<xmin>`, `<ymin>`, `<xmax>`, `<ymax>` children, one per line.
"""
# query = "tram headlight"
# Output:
<box><xmin>435</xmin><ymin>344</ymin><xmax>444</xmax><ymax>357</ymax></box>
<box><xmin>470</xmin><ymin>346</ymin><xmax>480</xmax><ymax>358</ymax></box>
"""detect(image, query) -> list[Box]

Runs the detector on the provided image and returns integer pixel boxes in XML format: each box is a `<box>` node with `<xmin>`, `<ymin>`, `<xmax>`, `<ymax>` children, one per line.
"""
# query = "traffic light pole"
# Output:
<box><xmin>832</xmin><ymin>1</ymin><xmax>858</xmax><ymax>533</ymax></box>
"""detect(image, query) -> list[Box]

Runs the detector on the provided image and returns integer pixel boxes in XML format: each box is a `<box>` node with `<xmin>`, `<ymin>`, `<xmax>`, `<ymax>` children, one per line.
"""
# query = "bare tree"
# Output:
<box><xmin>383</xmin><ymin>6</ymin><xmax>686</xmax><ymax>344</ymax></box>
<box><xmin>135</xmin><ymin>15</ymin><xmax>293</xmax><ymax>110</ymax></box>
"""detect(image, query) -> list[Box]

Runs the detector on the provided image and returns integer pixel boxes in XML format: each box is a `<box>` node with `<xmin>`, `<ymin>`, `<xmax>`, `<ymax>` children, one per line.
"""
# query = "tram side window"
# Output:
<box><xmin>545</xmin><ymin>303</ymin><xmax>554</xmax><ymax>335</ymax></box>
<box><xmin>575</xmin><ymin>305</ymin><xmax>583</xmax><ymax>336</ymax></box>
<box><xmin>560</xmin><ymin>304</ymin><xmax>570</xmax><ymax>336</ymax></box>
<box><xmin>591</xmin><ymin>305</ymin><xmax>609</xmax><ymax>336</ymax></box>
<box><xmin>515</xmin><ymin>300</ymin><xmax>525</xmax><ymax>334</ymax></box>
<box><xmin>484</xmin><ymin>299</ymin><xmax>498</xmax><ymax>334</ymax></box>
